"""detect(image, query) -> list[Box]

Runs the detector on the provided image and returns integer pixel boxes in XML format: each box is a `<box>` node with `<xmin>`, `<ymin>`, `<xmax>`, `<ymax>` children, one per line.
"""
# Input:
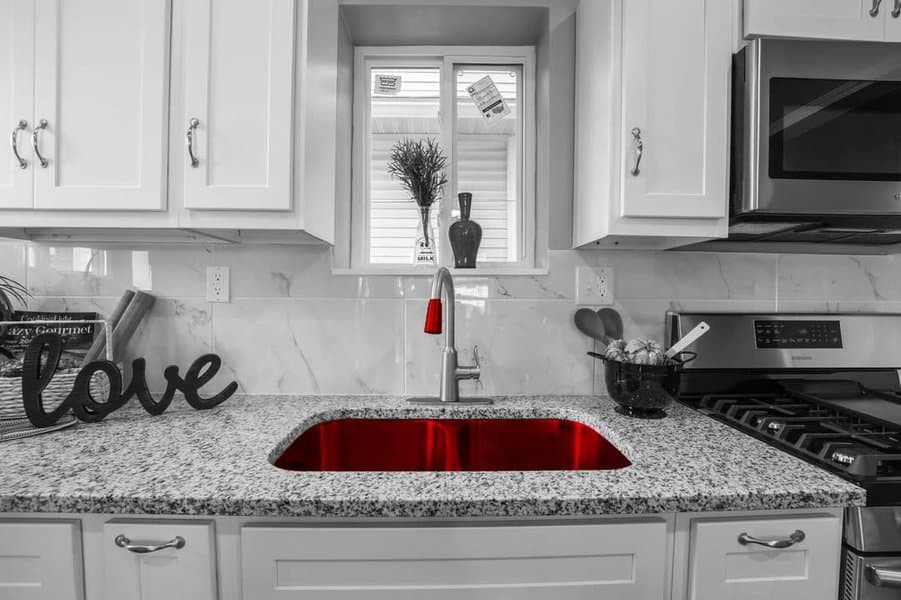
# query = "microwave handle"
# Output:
<box><xmin>871</xmin><ymin>0</ymin><xmax>883</xmax><ymax>17</ymax></box>
<box><xmin>630</xmin><ymin>127</ymin><xmax>643</xmax><ymax>176</ymax></box>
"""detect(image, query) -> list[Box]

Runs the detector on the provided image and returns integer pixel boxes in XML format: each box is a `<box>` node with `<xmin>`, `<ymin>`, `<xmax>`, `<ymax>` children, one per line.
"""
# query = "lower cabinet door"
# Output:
<box><xmin>0</xmin><ymin>520</ymin><xmax>83</xmax><ymax>600</ymax></box>
<box><xmin>103</xmin><ymin>520</ymin><xmax>217</xmax><ymax>600</ymax></box>
<box><xmin>687</xmin><ymin>514</ymin><xmax>841</xmax><ymax>599</ymax></box>
<box><xmin>241</xmin><ymin>520</ymin><xmax>667</xmax><ymax>599</ymax></box>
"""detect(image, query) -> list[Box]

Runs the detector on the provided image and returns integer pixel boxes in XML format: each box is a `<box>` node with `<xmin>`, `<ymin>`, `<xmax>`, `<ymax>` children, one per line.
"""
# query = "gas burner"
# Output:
<box><xmin>689</xmin><ymin>391</ymin><xmax>901</xmax><ymax>481</ymax></box>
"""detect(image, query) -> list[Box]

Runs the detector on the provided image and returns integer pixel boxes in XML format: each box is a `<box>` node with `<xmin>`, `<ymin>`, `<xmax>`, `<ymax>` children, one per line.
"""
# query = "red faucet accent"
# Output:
<box><xmin>424</xmin><ymin>299</ymin><xmax>442</xmax><ymax>334</ymax></box>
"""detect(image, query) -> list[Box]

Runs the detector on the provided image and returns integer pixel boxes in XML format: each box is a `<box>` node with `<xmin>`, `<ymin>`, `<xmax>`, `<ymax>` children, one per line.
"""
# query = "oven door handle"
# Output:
<box><xmin>865</xmin><ymin>561</ymin><xmax>901</xmax><ymax>588</ymax></box>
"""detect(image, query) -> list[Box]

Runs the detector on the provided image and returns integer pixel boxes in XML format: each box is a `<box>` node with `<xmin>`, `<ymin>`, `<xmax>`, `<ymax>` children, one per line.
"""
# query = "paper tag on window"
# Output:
<box><xmin>375</xmin><ymin>74</ymin><xmax>401</xmax><ymax>95</ymax></box>
<box><xmin>467</xmin><ymin>75</ymin><xmax>511</xmax><ymax>121</ymax></box>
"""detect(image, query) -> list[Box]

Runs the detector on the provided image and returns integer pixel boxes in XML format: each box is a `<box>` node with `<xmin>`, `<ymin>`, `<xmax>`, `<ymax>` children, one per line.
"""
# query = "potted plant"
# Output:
<box><xmin>387</xmin><ymin>137</ymin><xmax>448</xmax><ymax>265</ymax></box>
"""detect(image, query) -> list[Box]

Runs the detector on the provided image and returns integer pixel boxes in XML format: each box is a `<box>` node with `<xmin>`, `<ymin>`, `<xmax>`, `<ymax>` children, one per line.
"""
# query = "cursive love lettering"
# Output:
<box><xmin>21</xmin><ymin>333</ymin><xmax>238</xmax><ymax>428</ymax></box>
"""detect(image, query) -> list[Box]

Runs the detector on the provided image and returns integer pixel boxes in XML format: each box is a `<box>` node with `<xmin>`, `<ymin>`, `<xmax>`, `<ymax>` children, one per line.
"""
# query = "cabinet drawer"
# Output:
<box><xmin>687</xmin><ymin>514</ymin><xmax>841</xmax><ymax>600</ymax></box>
<box><xmin>103</xmin><ymin>520</ymin><xmax>216</xmax><ymax>600</ymax></box>
<box><xmin>0</xmin><ymin>520</ymin><xmax>83</xmax><ymax>600</ymax></box>
<box><xmin>242</xmin><ymin>520</ymin><xmax>667</xmax><ymax>599</ymax></box>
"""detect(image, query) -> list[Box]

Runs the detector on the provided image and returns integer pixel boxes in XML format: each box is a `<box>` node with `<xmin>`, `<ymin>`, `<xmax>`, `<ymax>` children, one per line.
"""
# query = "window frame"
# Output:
<box><xmin>349</xmin><ymin>46</ymin><xmax>537</xmax><ymax>274</ymax></box>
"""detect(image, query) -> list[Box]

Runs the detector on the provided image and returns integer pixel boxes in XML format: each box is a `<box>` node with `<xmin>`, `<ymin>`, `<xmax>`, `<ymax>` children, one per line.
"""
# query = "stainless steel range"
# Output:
<box><xmin>668</xmin><ymin>312</ymin><xmax>901</xmax><ymax>600</ymax></box>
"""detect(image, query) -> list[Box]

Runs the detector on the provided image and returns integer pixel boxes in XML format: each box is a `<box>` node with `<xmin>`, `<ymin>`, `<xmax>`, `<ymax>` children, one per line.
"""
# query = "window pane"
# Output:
<box><xmin>455</xmin><ymin>66</ymin><xmax>521</xmax><ymax>263</ymax></box>
<box><xmin>369</xmin><ymin>67</ymin><xmax>441</xmax><ymax>265</ymax></box>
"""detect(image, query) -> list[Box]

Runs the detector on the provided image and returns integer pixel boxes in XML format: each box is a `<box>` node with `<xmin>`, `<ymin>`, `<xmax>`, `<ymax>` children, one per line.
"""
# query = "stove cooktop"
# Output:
<box><xmin>668</xmin><ymin>312</ymin><xmax>901</xmax><ymax>505</ymax></box>
<box><xmin>681</xmin><ymin>382</ymin><xmax>901</xmax><ymax>504</ymax></box>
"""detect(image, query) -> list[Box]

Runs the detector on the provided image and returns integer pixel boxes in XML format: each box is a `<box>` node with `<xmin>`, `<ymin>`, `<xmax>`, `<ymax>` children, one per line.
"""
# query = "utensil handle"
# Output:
<box><xmin>665</xmin><ymin>321</ymin><xmax>710</xmax><ymax>358</ymax></box>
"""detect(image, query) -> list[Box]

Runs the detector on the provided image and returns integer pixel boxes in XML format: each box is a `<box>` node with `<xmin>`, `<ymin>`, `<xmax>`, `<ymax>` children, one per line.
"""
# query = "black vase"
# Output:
<box><xmin>449</xmin><ymin>193</ymin><xmax>482</xmax><ymax>269</ymax></box>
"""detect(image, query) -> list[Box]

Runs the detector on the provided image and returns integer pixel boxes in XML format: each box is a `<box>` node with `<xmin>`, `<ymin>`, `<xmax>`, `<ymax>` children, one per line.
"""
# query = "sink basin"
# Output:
<box><xmin>273</xmin><ymin>418</ymin><xmax>631</xmax><ymax>472</ymax></box>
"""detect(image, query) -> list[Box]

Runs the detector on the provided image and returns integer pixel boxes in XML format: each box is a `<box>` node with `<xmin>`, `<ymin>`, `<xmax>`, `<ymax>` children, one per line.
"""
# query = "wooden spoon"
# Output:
<box><xmin>597</xmin><ymin>308</ymin><xmax>624</xmax><ymax>341</ymax></box>
<box><xmin>574</xmin><ymin>309</ymin><xmax>610</xmax><ymax>345</ymax></box>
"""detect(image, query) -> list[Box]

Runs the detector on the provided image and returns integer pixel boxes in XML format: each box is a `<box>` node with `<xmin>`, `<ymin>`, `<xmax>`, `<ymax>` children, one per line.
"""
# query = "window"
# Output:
<box><xmin>351</xmin><ymin>47</ymin><xmax>536</xmax><ymax>272</ymax></box>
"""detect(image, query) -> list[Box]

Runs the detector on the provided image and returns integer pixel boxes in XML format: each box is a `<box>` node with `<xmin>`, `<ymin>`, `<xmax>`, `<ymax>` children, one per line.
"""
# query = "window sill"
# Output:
<box><xmin>332</xmin><ymin>266</ymin><xmax>549</xmax><ymax>277</ymax></box>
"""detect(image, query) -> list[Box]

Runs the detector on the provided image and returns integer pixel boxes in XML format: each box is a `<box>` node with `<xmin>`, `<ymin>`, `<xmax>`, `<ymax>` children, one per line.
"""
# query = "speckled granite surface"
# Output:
<box><xmin>0</xmin><ymin>395</ymin><xmax>865</xmax><ymax>517</ymax></box>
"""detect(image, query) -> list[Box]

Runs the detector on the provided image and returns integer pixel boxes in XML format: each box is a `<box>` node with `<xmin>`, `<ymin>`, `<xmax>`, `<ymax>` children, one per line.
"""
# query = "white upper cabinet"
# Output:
<box><xmin>182</xmin><ymin>0</ymin><xmax>295</xmax><ymax>211</ymax></box>
<box><xmin>32</xmin><ymin>0</ymin><xmax>169</xmax><ymax>211</ymax></box>
<box><xmin>620</xmin><ymin>0</ymin><xmax>730</xmax><ymax>221</ymax></box>
<box><xmin>745</xmin><ymin>0</ymin><xmax>892</xmax><ymax>41</ymax></box>
<box><xmin>0</xmin><ymin>0</ymin><xmax>33</xmax><ymax>210</ymax></box>
<box><xmin>574</xmin><ymin>0</ymin><xmax>731</xmax><ymax>249</ymax></box>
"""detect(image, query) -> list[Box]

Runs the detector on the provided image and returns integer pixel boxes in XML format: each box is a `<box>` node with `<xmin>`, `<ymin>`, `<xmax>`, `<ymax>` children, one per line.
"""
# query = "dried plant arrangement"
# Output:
<box><xmin>387</xmin><ymin>137</ymin><xmax>448</xmax><ymax>208</ymax></box>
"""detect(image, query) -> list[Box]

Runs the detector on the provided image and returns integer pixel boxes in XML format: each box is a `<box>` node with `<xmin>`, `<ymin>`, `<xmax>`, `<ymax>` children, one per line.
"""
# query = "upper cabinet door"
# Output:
<box><xmin>884</xmin><ymin>3</ymin><xmax>901</xmax><ymax>40</ymax></box>
<box><xmin>0</xmin><ymin>0</ymin><xmax>34</xmax><ymax>209</ymax></box>
<box><xmin>32</xmin><ymin>0</ymin><xmax>169</xmax><ymax>211</ymax></box>
<box><xmin>745</xmin><ymin>0</ymin><xmax>886</xmax><ymax>41</ymax></box>
<box><xmin>619</xmin><ymin>0</ymin><xmax>730</xmax><ymax>220</ymax></box>
<box><xmin>182</xmin><ymin>0</ymin><xmax>295</xmax><ymax>211</ymax></box>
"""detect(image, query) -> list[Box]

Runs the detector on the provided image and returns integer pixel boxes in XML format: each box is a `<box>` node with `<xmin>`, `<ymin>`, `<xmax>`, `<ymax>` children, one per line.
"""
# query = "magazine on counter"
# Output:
<box><xmin>0</xmin><ymin>311</ymin><xmax>98</xmax><ymax>374</ymax></box>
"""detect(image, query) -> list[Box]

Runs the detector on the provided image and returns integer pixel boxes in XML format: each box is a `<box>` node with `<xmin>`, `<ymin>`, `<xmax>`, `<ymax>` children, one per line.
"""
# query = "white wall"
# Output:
<box><xmin>0</xmin><ymin>240</ymin><xmax>892</xmax><ymax>396</ymax></box>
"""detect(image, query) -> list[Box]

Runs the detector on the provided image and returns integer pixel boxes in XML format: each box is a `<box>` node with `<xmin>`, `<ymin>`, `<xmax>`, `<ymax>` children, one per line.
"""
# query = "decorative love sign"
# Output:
<box><xmin>21</xmin><ymin>332</ymin><xmax>238</xmax><ymax>428</ymax></box>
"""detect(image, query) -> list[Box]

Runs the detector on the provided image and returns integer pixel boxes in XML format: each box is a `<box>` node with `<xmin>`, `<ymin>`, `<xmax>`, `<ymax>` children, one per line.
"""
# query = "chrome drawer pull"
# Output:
<box><xmin>186</xmin><ymin>117</ymin><xmax>200</xmax><ymax>167</ymax></box>
<box><xmin>114</xmin><ymin>534</ymin><xmax>186</xmax><ymax>554</ymax></box>
<box><xmin>893</xmin><ymin>0</ymin><xmax>900</xmax><ymax>17</ymax></box>
<box><xmin>10</xmin><ymin>120</ymin><xmax>27</xmax><ymax>169</ymax></box>
<box><xmin>872</xmin><ymin>0</ymin><xmax>884</xmax><ymax>16</ymax></box>
<box><xmin>737</xmin><ymin>529</ymin><xmax>805</xmax><ymax>549</ymax></box>
<box><xmin>630</xmin><ymin>127</ymin><xmax>643</xmax><ymax>176</ymax></box>
<box><xmin>31</xmin><ymin>119</ymin><xmax>48</xmax><ymax>168</ymax></box>
<box><xmin>866</xmin><ymin>562</ymin><xmax>901</xmax><ymax>588</ymax></box>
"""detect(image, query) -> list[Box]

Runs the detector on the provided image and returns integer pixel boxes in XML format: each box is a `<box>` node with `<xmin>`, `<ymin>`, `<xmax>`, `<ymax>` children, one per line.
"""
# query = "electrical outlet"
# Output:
<box><xmin>206</xmin><ymin>266</ymin><xmax>230</xmax><ymax>303</ymax></box>
<box><xmin>576</xmin><ymin>266</ymin><xmax>614</xmax><ymax>306</ymax></box>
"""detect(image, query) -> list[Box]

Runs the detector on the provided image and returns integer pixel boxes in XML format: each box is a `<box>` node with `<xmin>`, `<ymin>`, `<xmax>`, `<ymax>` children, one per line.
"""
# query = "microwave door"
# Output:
<box><xmin>744</xmin><ymin>39</ymin><xmax>901</xmax><ymax>218</ymax></box>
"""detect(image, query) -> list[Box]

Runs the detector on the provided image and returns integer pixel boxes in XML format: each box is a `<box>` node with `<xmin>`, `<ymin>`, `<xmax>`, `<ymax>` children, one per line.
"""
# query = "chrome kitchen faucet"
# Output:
<box><xmin>408</xmin><ymin>267</ymin><xmax>491</xmax><ymax>405</ymax></box>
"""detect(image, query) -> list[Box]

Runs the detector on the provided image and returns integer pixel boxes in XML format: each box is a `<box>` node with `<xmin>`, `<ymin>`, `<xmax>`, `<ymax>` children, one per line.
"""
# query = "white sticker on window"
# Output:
<box><xmin>467</xmin><ymin>75</ymin><xmax>511</xmax><ymax>121</ymax></box>
<box><xmin>375</xmin><ymin>74</ymin><xmax>402</xmax><ymax>95</ymax></box>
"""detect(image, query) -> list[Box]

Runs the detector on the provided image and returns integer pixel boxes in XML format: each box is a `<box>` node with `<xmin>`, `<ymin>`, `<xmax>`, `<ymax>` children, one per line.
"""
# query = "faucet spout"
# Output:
<box><xmin>424</xmin><ymin>267</ymin><xmax>455</xmax><ymax>349</ymax></box>
<box><xmin>416</xmin><ymin>267</ymin><xmax>483</xmax><ymax>404</ymax></box>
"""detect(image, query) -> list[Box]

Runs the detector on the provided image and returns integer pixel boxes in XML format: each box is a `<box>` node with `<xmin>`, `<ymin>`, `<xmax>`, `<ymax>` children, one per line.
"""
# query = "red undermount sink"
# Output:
<box><xmin>273</xmin><ymin>418</ymin><xmax>631</xmax><ymax>472</ymax></box>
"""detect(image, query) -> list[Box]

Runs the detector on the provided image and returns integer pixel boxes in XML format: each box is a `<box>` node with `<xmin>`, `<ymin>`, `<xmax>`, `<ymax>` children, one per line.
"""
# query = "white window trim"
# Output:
<box><xmin>348</xmin><ymin>45</ymin><xmax>538</xmax><ymax>275</ymax></box>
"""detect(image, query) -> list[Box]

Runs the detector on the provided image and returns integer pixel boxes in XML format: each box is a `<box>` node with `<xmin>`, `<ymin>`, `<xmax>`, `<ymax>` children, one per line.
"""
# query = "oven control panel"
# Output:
<box><xmin>754</xmin><ymin>320</ymin><xmax>843</xmax><ymax>349</ymax></box>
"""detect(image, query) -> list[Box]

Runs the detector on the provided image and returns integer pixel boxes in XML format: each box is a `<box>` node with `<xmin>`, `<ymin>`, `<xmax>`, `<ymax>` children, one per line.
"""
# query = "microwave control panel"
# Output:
<box><xmin>754</xmin><ymin>320</ymin><xmax>843</xmax><ymax>349</ymax></box>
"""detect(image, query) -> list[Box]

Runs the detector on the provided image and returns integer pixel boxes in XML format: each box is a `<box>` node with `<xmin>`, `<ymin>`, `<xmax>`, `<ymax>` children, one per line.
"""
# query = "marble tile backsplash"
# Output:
<box><xmin>0</xmin><ymin>240</ymin><xmax>896</xmax><ymax>395</ymax></box>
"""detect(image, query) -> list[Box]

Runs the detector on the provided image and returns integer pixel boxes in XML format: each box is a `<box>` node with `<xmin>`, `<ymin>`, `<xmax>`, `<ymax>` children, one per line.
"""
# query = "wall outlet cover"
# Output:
<box><xmin>206</xmin><ymin>266</ymin><xmax>230</xmax><ymax>303</ymax></box>
<box><xmin>576</xmin><ymin>266</ymin><xmax>614</xmax><ymax>306</ymax></box>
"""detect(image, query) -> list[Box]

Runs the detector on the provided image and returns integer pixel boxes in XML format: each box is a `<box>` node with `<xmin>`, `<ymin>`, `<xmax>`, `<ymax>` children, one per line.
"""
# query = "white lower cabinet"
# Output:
<box><xmin>685</xmin><ymin>514</ymin><xmax>842</xmax><ymax>600</ymax></box>
<box><xmin>0</xmin><ymin>520</ymin><xmax>83</xmax><ymax>600</ymax></box>
<box><xmin>102</xmin><ymin>520</ymin><xmax>217</xmax><ymax>600</ymax></box>
<box><xmin>240</xmin><ymin>520</ymin><xmax>668</xmax><ymax>599</ymax></box>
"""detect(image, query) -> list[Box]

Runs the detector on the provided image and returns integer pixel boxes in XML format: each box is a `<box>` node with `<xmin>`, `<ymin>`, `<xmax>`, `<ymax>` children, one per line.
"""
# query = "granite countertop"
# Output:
<box><xmin>0</xmin><ymin>395</ymin><xmax>865</xmax><ymax>518</ymax></box>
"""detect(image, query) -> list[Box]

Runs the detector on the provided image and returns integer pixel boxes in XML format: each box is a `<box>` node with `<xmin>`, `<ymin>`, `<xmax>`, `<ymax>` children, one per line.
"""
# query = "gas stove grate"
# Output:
<box><xmin>688</xmin><ymin>393</ymin><xmax>901</xmax><ymax>481</ymax></box>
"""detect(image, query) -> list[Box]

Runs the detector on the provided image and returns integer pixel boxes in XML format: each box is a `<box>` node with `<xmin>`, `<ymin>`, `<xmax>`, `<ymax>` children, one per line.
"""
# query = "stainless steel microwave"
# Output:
<box><xmin>730</xmin><ymin>39</ymin><xmax>901</xmax><ymax>245</ymax></box>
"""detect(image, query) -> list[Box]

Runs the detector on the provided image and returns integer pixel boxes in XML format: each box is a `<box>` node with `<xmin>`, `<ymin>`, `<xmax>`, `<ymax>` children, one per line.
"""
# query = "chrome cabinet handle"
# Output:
<box><xmin>186</xmin><ymin>117</ymin><xmax>199</xmax><ymax>167</ymax></box>
<box><xmin>10</xmin><ymin>120</ymin><xmax>27</xmax><ymax>169</ymax></box>
<box><xmin>737</xmin><ymin>529</ymin><xmax>805</xmax><ymax>549</ymax></box>
<box><xmin>871</xmin><ymin>0</ymin><xmax>883</xmax><ymax>16</ymax></box>
<box><xmin>865</xmin><ymin>562</ymin><xmax>901</xmax><ymax>588</ymax></box>
<box><xmin>31</xmin><ymin>119</ymin><xmax>47</xmax><ymax>168</ymax></box>
<box><xmin>114</xmin><ymin>534</ymin><xmax>186</xmax><ymax>554</ymax></box>
<box><xmin>892</xmin><ymin>0</ymin><xmax>900</xmax><ymax>17</ymax></box>
<box><xmin>630</xmin><ymin>127</ymin><xmax>643</xmax><ymax>176</ymax></box>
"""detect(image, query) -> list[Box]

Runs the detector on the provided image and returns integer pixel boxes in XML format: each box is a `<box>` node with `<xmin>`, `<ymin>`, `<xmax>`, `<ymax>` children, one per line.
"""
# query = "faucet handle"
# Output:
<box><xmin>457</xmin><ymin>345</ymin><xmax>481</xmax><ymax>381</ymax></box>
